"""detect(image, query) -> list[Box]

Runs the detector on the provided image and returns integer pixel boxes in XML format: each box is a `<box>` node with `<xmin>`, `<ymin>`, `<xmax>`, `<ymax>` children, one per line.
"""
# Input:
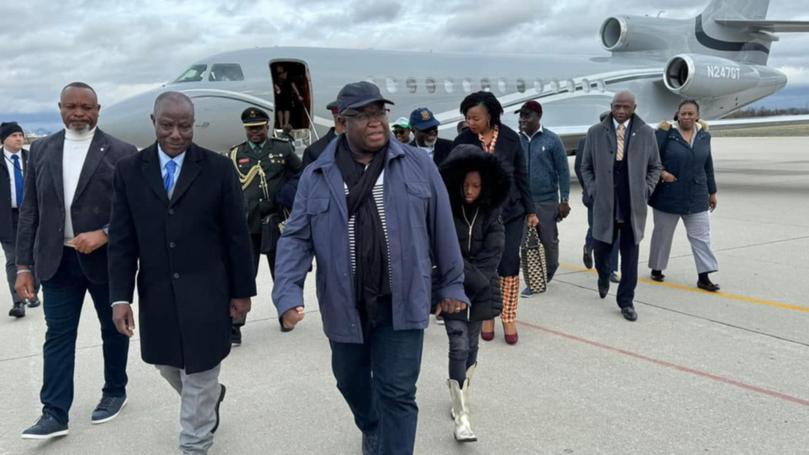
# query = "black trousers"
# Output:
<box><xmin>594</xmin><ymin>223</ymin><xmax>638</xmax><ymax>309</ymax></box>
<box><xmin>497</xmin><ymin>217</ymin><xmax>523</xmax><ymax>277</ymax></box>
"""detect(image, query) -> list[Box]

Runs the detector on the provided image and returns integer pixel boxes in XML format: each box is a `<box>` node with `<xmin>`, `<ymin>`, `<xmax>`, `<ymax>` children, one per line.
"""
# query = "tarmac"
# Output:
<box><xmin>0</xmin><ymin>136</ymin><xmax>808</xmax><ymax>454</ymax></box>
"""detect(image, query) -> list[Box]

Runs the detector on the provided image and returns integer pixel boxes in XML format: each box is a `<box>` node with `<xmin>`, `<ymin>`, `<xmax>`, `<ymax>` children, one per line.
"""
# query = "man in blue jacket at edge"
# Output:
<box><xmin>272</xmin><ymin>81</ymin><xmax>469</xmax><ymax>455</ymax></box>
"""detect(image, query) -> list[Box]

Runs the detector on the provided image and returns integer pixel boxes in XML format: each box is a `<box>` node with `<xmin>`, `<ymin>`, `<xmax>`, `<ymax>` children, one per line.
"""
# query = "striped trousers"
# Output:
<box><xmin>648</xmin><ymin>209</ymin><xmax>719</xmax><ymax>274</ymax></box>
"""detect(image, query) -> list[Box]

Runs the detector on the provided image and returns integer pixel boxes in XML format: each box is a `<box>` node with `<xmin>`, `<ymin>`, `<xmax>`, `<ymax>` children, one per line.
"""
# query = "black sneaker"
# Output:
<box><xmin>91</xmin><ymin>395</ymin><xmax>127</xmax><ymax>424</ymax></box>
<box><xmin>8</xmin><ymin>301</ymin><xmax>25</xmax><ymax>318</ymax></box>
<box><xmin>231</xmin><ymin>326</ymin><xmax>242</xmax><ymax>346</ymax></box>
<box><xmin>21</xmin><ymin>414</ymin><xmax>68</xmax><ymax>440</ymax></box>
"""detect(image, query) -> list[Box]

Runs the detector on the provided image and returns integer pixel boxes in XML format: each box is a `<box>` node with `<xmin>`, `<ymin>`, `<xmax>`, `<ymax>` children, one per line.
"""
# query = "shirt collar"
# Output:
<box><xmin>249</xmin><ymin>140</ymin><xmax>266</xmax><ymax>151</ymax></box>
<box><xmin>521</xmin><ymin>125</ymin><xmax>543</xmax><ymax>141</ymax></box>
<box><xmin>157</xmin><ymin>144</ymin><xmax>186</xmax><ymax>169</ymax></box>
<box><xmin>3</xmin><ymin>147</ymin><xmax>22</xmax><ymax>158</ymax></box>
<box><xmin>613</xmin><ymin>118</ymin><xmax>630</xmax><ymax>130</ymax></box>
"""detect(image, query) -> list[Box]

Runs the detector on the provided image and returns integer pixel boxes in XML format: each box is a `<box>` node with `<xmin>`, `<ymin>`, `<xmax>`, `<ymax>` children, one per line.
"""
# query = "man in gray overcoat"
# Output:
<box><xmin>580</xmin><ymin>91</ymin><xmax>661</xmax><ymax>321</ymax></box>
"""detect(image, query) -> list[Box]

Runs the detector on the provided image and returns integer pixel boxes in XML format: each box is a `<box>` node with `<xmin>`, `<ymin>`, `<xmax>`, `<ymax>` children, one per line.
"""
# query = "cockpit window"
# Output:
<box><xmin>174</xmin><ymin>64</ymin><xmax>207</xmax><ymax>83</ymax></box>
<box><xmin>209</xmin><ymin>64</ymin><xmax>244</xmax><ymax>82</ymax></box>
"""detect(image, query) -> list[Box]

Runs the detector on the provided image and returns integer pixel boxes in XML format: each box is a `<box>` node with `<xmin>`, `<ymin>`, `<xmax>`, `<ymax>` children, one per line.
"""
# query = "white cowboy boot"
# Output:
<box><xmin>447</xmin><ymin>379</ymin><xmax>477</xmax><ymax>442</ymax></box>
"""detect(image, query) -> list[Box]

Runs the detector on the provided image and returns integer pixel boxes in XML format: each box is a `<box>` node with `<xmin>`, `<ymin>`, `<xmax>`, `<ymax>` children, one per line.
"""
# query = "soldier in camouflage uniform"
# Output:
<box><xmin>228</xmin><ymin>107</ymin><xmax>302</xmax><ymax>345</ymax></box>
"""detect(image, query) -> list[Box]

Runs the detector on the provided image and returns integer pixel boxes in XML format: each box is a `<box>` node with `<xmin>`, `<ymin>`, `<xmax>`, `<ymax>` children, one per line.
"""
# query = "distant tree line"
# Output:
<box><xmin>728</xmin><ymin>106</ymin><xmax>809</xmax><ymax>118</ymax></box>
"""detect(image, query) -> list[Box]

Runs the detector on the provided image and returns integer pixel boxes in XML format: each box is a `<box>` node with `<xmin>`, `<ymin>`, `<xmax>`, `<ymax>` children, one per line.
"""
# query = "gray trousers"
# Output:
<box><xmin>648</xmin><ymin>209</ymin><xmax>719</xmax><ymax>274</ymax></box>
<box><xmin>156</xmin><ymin>364</ymin><xmax>221</xmax><ymax>455</ymax></box>
<box><xmin>1</xmin><ymin>209</ymin><xmax>39</xmax><ymax>305</ymax></box>
<box><xmin>533</xmin><ymin>201</ymin><xmax>560</xmax><ymax>281</ymax></box>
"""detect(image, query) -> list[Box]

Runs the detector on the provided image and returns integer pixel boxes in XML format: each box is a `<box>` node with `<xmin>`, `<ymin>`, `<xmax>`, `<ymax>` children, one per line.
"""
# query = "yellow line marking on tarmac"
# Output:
<box><xmin>559</xmin><ymin>262</ymin><xmax>809</xmax><ymax>314</ymax></box>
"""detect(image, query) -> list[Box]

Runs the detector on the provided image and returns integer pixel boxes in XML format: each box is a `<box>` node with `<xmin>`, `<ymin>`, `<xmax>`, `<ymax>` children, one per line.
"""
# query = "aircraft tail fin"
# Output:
<box><xmin>701</xmin><ymin>0</ymin><xmax>769</xmax><ymax>22</ymax></box>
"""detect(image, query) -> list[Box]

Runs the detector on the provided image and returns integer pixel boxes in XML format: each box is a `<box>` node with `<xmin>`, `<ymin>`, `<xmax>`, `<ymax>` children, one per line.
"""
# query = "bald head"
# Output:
<box><xmin>153</xmin><ymin>91</ymin><xmax>194</xmax><ymax>118</ymax></box>
<box><xmin>151</xmin><ymin>91</ymin><xmax>194</xmax><ymax>157</ymax></box>
<box><xmin>611</xmin><ymin>90</ymin><xmax>637</xmax><ymax>123</ymax></box>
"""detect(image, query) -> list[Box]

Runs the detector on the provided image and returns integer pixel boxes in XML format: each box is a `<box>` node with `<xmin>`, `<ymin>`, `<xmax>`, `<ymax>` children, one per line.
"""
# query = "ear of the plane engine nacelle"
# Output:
<box><xmin>663</xmin><ymin>54</ymin><xmax>785</xmax><ymax>99</ymax></box>
<box><xmin>600</xmin><ymin>16</ymin><xmax>683</xmax><ymax>52</ymax></box>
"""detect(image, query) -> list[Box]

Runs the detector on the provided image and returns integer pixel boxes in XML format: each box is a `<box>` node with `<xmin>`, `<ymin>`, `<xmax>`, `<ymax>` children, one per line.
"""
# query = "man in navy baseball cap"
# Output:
<box><xmin>336</xmin><ymin>81</ymin><xmax>394</xmax><ymax>114</ymax></box>
<box><xmin>408</xmin><ymin>107</ymin><xmax>453</xmax><ymax>165</ymax></box>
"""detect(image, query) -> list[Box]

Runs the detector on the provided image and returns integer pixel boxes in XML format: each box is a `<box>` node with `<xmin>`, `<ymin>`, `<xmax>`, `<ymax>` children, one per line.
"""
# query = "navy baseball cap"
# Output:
<box><xmin>409</xmin><ymin>108</ymin><xmax>440</xmax><ymax>131</ymax></box>
<box><xmin>336</xmin><ymin>81</ymin><xmax>394</xmax><ymax>113</ymax></box>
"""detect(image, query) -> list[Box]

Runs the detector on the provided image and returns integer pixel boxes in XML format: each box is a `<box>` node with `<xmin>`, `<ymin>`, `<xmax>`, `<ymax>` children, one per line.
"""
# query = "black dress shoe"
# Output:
<box><xmin>621</xmin><ymin>307</ymin><xmax>638</xmax><ymax>321</ymax></box>
<box><xmin>8</xmin><ymin>301</ymin><xmax>25</xmax><ymax>318</ymax></box>
<box><xmin>583</xmin><ymin>246</ymin><xmax>593</xmax><ymax>269</ymax></box>
<box><xmin>598</xmin><ymin>279</ymin><xmax>609</xmax><ymax>299</ymax></box>
<box><xmin>609</xmin><ymin>272</ymin><xmax>620</xmax><ymax>283</ymax></box>
<box><xmin>212</xmin><ymin>384</ymin><xmax>226</xmax><ymax>433</ymax></box>
<box><xmin>27</xmin><ymin>298</ymin><xmax>41</xmax><ymax>308</ymax></box>
<box><xmin>650</xmin><ymin>270</ymin><xmax>665</xmax><ymax>282</ymax></box>
<box><xmin>697</xmin><ymin>279</ymin><xmax>720</xmax><ymax>292</ymax></box>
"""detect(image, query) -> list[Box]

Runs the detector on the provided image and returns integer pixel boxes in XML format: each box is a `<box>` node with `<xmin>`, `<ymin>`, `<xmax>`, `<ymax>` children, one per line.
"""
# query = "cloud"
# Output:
<box><xmin>350</xmin><ymin>0</ymin><xmax>401</xmax><ymax>24</ymax></box>
<box><xmin>0</xmin><ymin>0</ymin><xmax>807</xmax><ymax>120</ymax></box>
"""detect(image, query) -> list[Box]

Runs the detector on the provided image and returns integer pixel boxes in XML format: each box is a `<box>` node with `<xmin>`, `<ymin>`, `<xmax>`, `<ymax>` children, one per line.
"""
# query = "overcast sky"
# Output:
<box><xmin>1</xmin><ymin>0</ymin><xmax>807</xmax><ymax>119</ymax></box>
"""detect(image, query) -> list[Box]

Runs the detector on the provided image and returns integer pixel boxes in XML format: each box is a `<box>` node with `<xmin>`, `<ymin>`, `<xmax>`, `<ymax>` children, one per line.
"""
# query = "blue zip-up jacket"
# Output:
<box><xmin>520</xmin><ymin>127</ymin><xmax>570</xmax><ymax>203</ymax></box>
<box><xmin>272</xmin><ymin>137</ymin><xmax>469</xmax><ymax>344</ymax></box>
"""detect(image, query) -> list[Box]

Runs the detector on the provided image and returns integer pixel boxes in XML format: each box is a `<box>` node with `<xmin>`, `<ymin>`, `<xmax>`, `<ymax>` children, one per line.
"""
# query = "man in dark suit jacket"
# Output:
<box><xmin>109</xmin><ymin>92</ymin><xmax>255</xmax><ymax>454</ymax></box>
<box><xmin>408</xmin><ymin>107</ymin><xmax>453</xmax><ymax>166</ymax></box>
<box><xmin>0</xmin><ymin>122</ymin><xmax>40</xmax><ymax>318</ymax></box>
<box><xmin>16</xmin><ymin>82</ymin><xmax>135</xmax><ymax>439</ymax></box>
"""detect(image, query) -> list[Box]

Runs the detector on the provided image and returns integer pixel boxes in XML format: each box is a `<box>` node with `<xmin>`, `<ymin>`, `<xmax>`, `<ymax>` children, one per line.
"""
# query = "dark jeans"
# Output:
<box><xmin>586</xmin><ymin>204</ymin><xmax>619</xmax><ymax>272</ymax></box>
<box><xmin>40</xmin><ymin>248</ymin><xmax>129</xmax><ymax>424</ymax></box>
<box><xmin>445</xmin><ymin>319</ymin><xmax>482</xmax><ymax>385</ymax></box>
<box><xmin>330</xmin><ymin>325</ymin><xmax>424</xmax><ymax>455</ymax></box>
<box><xmin>1</xmin><ymin>209</ymin><xmax>39</xmax><ymax>304</ymax></box>
<box><xmin>594</xmin><ymin>223</ymin><xmax>638</xmax><ymax>309</ymax></box>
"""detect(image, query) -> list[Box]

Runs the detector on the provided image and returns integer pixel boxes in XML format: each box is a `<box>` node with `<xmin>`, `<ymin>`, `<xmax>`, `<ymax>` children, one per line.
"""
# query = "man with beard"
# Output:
<box><xmin>408</xmin><ymin>107</ymin><xmax>453</xmax><ymax>166</ymax></box>
<box><xmin>16</xmin><ymin>82</ymin><xmax>135</xmax><ymax>439</ymax></box>
<box><xmin>109</xmin><ymin>92</ymin><xmax>255</xmax><ymax>454</ymax></box>
<box><xmin>273</xmin><ymin>81</ymin><xmax>468</xmax><ymax>455</ymax></box>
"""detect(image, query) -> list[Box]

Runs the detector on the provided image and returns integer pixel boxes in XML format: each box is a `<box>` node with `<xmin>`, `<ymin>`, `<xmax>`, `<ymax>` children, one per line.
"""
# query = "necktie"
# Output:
<box><xmin>164</xmin><ymin>160</ymin><xmax>177</xmax><ymax>196</ymax></box>
<box><xmin>616</xmin><ymin>124</ymin><xmax>626</xmax><ymax>161</ymax></box>
<box><xmin>10</xmin><ymin>155</ymin><xmax>23</xmax><ymax>206</ymax></box>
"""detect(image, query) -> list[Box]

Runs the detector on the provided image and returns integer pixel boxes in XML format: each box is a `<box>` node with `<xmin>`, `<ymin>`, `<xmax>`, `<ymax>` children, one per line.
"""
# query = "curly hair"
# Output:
<box><xmin>460</xmin><ymin>91</ymin><xmax>503</xmax><ymax>127</ymax></box>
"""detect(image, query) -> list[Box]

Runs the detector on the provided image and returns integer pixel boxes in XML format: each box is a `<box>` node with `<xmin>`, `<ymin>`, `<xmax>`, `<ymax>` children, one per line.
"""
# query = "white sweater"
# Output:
<box><xmin>63</xmin><ymin>127</ymin><xmax>96</xmax><ymax>244</ymax></box>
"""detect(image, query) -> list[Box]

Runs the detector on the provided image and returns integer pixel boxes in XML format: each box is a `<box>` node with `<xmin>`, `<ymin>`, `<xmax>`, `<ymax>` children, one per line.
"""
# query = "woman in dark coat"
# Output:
<box><xmin>648</xmin><ymin>99</ymin><xmax>720</xmax><ymax>291</ymax></box>
<box><xmin>453</xmin><ymin>91</ymin><xmax>537</xmax><ymax>344</ymax></box>
<box><xmin>438</xmin><ymin>144</ymin><xmax>508</xmax><ymax>442</ymax></box>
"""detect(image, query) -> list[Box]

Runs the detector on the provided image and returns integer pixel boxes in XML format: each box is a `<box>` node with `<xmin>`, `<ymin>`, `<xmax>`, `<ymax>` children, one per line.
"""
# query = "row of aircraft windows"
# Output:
<box><xmin>375</xmin><ymin>77</ymin><xmax>606</xmax><ymax>95</ymax></box>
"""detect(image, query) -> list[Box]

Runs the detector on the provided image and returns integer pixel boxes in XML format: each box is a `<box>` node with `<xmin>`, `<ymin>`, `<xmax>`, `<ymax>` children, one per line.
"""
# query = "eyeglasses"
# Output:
<box><xmin>342</xmin><ymin>108</ymin><xmax>390</xmax><ymax>123</ymax></box>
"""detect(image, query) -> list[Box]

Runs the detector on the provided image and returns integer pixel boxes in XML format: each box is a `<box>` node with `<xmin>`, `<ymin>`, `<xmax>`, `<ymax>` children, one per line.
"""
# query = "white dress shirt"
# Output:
<box><xmin>3</xmin><ymin>148</ymin><xmax>23</xmax><ymax>208</ymax></box>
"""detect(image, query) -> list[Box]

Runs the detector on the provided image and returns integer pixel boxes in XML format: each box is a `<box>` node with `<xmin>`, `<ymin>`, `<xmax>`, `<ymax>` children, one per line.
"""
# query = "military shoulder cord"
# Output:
<box><xmin>229</xmin><ymin>147</ymin><xmax>270</xmax><ymax>200</ymax></box>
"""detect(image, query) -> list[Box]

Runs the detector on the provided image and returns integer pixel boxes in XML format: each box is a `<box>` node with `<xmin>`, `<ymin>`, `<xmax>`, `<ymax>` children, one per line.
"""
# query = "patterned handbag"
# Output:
<box><xmin>520</xmin><ymin>222</ymin><xmax>547</xmax><ymax>293</ymax></box>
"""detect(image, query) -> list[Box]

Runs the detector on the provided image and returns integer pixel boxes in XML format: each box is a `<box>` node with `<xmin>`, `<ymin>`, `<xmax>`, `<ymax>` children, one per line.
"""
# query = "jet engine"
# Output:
<box><xmin>663</xmin><ymin>54</ymin><xmax>762</xmax><ymax>98</ymax></box>
<box><xmin>600</xmin><ymin>16</ymin><xmax>680</xmax><ymax>52</ymax></box>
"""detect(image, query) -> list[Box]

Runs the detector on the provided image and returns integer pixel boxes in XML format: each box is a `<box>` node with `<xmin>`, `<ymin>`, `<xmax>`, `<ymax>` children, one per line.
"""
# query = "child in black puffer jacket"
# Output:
<box><xmin>437</xmin><ymin>144</ymin><xmax>510</xmax><ymax>442</ymax></box>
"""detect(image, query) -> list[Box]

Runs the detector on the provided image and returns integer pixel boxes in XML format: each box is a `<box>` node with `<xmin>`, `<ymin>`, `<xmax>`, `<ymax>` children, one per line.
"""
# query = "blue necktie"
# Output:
<box><xmin>10</xmin><ymin>155</ymin><xmax>23</xmax><ymax>207</ymax></box>
<box><xmin>164</xmin><ymin>160</ymin><xmax>177</xmax><ymax>196</ymax></box>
